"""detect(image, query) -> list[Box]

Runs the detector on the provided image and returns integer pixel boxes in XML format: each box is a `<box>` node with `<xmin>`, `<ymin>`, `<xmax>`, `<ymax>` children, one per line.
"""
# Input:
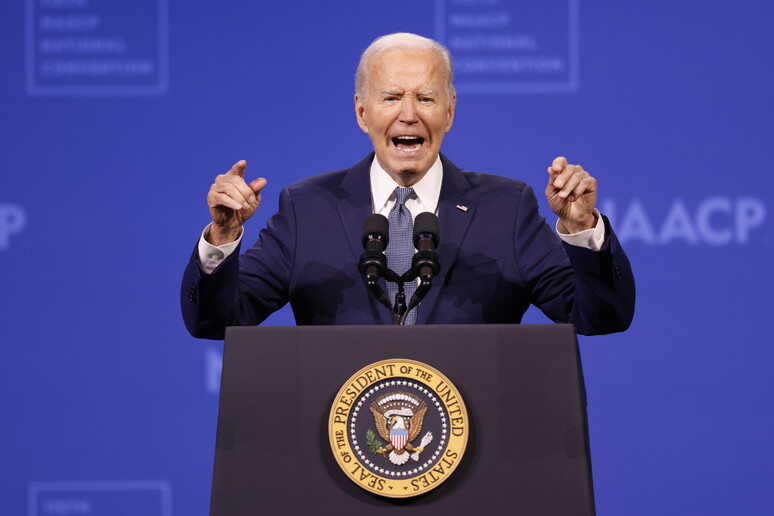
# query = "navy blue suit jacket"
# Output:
<box><xmin>182</xmin><ymin>154</ymin><xmax>635</xmax><ymax>339</ymax></box>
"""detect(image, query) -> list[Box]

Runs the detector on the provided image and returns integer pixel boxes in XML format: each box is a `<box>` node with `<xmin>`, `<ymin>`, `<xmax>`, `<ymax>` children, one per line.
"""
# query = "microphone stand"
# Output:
<box><xmin>360</xmin><ymin>265</ymin><xmax>411</xmax><ymax>325</ymax></box>
<box><xmin>392</xmin><ymin>278</ymin><xmax>407</xmax><ymax>325</ymax></box>
<box><xmin>393</xmin><ymin>269</ymin><xmax>429</xmax><ymax>326</ymax></box>
<box><xmin>363</xmin><ymin>266</ymin><xmax>436</xmax><ymax>325</ymax></box>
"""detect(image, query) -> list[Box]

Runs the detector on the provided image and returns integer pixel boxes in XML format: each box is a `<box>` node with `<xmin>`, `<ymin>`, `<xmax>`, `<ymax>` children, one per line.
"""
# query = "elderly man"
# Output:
<box><xmin>182</xmin><ymin>33</ymin><xmax>635</xmax><ymax>339</ymax></box>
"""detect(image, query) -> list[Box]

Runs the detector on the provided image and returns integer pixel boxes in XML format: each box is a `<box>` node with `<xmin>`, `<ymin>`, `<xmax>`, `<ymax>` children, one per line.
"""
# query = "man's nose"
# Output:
<box><xmin>398</xmin><ymin>97</ymin><xmax>419</xmax><ymax>123</ymax></box>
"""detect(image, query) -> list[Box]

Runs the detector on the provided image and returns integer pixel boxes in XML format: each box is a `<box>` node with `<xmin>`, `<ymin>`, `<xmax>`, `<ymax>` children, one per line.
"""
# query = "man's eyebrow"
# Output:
<box><xmin>380</xmin><ymin>89</ymin><xmax>437</xmax><ymax>96</ymax></box>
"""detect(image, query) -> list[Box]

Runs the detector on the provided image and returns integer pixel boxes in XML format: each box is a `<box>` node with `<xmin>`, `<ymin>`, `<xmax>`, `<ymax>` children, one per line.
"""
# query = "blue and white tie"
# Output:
<box><xmin>386</xmin><ymin>187</ymin><xmax>417</xmax><ymax>325</ymax></box>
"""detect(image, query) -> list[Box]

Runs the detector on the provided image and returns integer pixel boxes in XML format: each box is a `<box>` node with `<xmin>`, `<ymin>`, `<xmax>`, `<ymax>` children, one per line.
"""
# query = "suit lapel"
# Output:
<box><xmin>337</xmin><ymin>153</ymin><xmax>375</xmax><ymax>264</ymax></box>
<box><xmin>337</xmin><ymin>153</ymin><xmax>394</xmax><ymax>325</ymax></box>
<box><xmin>416</xmin><ymin>154</ymin><xmax>475</xmax><ymax>324</ymax></box>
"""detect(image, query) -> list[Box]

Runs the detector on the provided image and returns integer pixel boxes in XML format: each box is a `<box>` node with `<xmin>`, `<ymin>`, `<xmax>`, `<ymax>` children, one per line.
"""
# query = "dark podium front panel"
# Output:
<box><xmin>211</xmin><ymin>324</ymin><xmax>594</xmax><ymax>515</ymax></box>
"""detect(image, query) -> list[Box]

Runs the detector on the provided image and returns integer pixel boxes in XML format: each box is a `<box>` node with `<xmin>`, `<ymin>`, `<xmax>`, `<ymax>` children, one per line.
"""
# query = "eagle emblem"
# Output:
<box><xmin>369</xmin><ymin>391</ymin><xmax>434</xmax><ymax>465</ymax></box>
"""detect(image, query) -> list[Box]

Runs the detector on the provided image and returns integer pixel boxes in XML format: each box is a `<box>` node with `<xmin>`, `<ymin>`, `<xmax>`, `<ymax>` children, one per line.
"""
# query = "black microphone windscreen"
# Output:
<box><xmin>413</xmin><ymin>212</ymin><xmax>440</xmax><ymax>245</ymax></box>
<box><xmin>361</xmin><ymin>214</ymin><xmax>389</xmax><ymax>248</ymax></box>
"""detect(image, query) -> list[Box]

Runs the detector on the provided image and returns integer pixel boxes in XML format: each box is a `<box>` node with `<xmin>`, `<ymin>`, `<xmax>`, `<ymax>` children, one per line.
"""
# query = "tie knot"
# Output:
<box><xmin>394</xmin><ymin>187</ymin><xmax>415</xmax><ymax>206</ymax></box>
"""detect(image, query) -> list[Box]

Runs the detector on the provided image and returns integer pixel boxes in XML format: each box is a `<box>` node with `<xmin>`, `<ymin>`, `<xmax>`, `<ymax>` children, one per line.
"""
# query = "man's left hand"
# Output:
<box><xmin>545</xmin><ymin>156</ymin><xmax>598</xmax><ymax>233</ymax></box>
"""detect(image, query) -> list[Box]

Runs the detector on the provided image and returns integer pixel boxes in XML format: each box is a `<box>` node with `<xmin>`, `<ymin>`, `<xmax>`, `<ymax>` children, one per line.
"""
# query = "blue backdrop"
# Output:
<box><xmin>2</xmin><ymin>1</ymin><xmax>772</xmax><ymax>514</ymax></box>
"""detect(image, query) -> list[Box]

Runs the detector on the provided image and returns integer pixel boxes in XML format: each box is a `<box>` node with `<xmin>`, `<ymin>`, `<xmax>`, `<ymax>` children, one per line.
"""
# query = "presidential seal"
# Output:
<box><xmin>328</xmin><ymin>359</ymin><xmax>468</xmax><ymax>498</ymax></box>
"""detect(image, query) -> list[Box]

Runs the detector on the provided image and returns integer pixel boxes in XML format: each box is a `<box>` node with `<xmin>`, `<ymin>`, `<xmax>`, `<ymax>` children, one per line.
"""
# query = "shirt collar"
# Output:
<box><xmin>369</xmin><ymin>155</ymin><xmax>443</xmax><ymax>213</ymax></box>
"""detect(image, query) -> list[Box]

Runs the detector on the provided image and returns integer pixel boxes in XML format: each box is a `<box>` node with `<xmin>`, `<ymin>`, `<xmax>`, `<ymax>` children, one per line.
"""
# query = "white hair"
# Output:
<box><xmin>355</xmin><ymin>32</ymin><xmax>455</xmax><ymax>99</ymax></box>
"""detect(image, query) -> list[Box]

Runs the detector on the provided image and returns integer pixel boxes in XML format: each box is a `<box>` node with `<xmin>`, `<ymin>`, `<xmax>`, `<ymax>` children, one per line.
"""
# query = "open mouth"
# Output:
<box><xmin>391</xmin><ymin>136</ymin><xmax>425</xmax><ymax>152</ymax></box>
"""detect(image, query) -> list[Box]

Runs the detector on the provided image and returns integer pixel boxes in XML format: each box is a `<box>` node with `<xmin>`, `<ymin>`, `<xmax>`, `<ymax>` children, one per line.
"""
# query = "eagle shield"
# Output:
<box><xmin>390</xmin><ymin>428</ymin><xmax>408</xmax><ymax>450</ymax></box>
<box><xmin>369</xmin><ymin>391</ymin><xmax>430</xmax><ymax>465</ymax></box>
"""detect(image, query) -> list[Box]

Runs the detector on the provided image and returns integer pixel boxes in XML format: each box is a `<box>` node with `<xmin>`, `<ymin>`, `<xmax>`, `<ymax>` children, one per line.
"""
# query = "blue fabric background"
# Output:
<box><xmin>1</xmin><ymin>1</ymin><xmax>771</xmax><ymax>514</ymax></box>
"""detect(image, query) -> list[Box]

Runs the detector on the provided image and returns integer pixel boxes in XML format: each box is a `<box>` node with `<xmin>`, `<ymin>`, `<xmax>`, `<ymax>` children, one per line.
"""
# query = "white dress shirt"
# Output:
<box><xmin>370</xmin><ymin>154</ymin><xmax>443</xmax><ymax>220</ymax></box>
<box><xmin>197</xmin><ymin>155</ymin><xmax>604</xmax><ymax>273</ymax></box>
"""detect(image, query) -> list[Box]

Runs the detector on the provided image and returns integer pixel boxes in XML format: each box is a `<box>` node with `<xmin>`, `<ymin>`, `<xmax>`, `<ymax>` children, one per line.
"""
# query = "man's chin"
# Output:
<box><xmin>386</xmin><ymin>166</ymin><xmax>428</xmax><ymax>186</ymax></box>
<box><xmin>379</xmin><ymin>156</ymin><xmax>435</xmax><ymax>184</ymax></box>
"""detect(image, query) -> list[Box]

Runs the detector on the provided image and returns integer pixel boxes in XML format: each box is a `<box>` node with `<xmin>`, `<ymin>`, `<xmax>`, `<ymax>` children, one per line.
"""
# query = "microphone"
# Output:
<box><xmin>402</xmin><ymin>212</ymin><xmax>441</xmax><ymax>322</ymax></box>
<box><xmin>359</xmin><ymin>214</ymin><xmax>394</xmax><ymax>314</ymax></box>
<box><xmin>412</xmin><ymin>212</ymin><xmax>440</xmax><ymax>281</ymax></box>
<box><xmin>359</xmin><ymin>214</ymin><xmax>389</xmax><ymax>282</ymax></box>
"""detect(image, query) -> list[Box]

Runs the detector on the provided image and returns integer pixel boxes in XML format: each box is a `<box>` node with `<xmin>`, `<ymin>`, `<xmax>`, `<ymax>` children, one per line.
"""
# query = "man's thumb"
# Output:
<box><xmin>249</xmin><ymin>177</ymin><xmax>267</xmax><ymax>194</ymax></box>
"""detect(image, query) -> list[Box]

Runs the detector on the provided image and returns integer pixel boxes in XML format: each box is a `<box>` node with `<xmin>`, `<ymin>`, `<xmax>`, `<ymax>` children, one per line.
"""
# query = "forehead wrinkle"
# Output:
<box><xmin>358</xmin><ymin>42</ymin><xmax>455</xmax><ymax>101</ymax></box>
<box><xmin>361</xmin><ymin>48</ymin><xmax>453</xmax><ymax>102</ymax></box>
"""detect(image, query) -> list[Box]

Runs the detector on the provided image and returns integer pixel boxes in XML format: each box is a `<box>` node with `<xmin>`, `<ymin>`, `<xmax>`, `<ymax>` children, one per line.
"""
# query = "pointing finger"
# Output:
<box><xmin>551</xmin><ymin>156</ymin><xmax>568</xmax><ymax>174</ymax></box>
<box><xmin>227</xmin><ymin>160</ymin><xmax>248</xmax><ymax>178</ymax></box>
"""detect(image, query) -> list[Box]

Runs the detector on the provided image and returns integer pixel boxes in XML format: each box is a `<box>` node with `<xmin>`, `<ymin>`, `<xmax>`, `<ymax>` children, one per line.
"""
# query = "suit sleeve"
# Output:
<box><xmin>180</xmin><ymin>187</ymin><xmax>297</xmax><ymax>339</ymax></box>
<box><xmin>514</xmin><ymin>184</ymin><xmax>635</xmax><ymax>335</ymax></box>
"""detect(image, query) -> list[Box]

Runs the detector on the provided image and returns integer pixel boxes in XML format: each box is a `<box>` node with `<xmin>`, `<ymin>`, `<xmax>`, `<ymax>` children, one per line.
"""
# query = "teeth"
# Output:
<box><xmin>392</xmin><ymin>136</ymin><xmax>424</xmax><ymax>152</ymax></box>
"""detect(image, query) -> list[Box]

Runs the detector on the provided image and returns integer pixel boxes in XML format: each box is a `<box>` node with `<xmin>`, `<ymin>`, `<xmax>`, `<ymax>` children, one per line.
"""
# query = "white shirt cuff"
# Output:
<box><xmin>197</xmin><ymin>224</ymin><xmax>243</xmax><ymax>274</ymax></box>
<box><xmin>556</xmin><ymin>210</ymin><xmax>605</xmax><ymax>251</ymax></box>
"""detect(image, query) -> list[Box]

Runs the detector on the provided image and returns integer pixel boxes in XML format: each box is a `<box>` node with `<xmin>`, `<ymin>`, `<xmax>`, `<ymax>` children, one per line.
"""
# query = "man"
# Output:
<box><xmin>182</xmin><ymin>33</ymin><xmax>635</xmax><ymax>339</ymax></box>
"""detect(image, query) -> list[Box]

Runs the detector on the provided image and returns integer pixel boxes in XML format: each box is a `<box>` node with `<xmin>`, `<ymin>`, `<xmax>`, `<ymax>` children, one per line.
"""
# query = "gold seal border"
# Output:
<box><xmin>328</xmin><ymin>358</ymin><xmax>469</xmax><ymax>498</ymax></box>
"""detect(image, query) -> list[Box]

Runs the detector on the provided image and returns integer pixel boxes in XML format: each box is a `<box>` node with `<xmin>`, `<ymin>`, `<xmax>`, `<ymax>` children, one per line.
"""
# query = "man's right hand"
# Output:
<box><xmin>206</xmin><ymin>160</ymin><xmax>267</xmax><ymax>246</ymax></box>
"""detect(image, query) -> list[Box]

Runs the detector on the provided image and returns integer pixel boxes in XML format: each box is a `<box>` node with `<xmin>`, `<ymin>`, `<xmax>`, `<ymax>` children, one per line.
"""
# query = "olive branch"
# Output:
<box><xmin>365</xmin><ymin>429</ymin><xmax>384</xmax><ymax>454</ymax></box>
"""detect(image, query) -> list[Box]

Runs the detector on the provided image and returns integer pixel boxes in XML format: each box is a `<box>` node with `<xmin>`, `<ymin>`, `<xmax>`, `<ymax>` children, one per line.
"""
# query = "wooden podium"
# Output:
<box><xmin>211</xmin><ymin>324</ymin><xmax>595</xmax><ymax>515</ymax></box>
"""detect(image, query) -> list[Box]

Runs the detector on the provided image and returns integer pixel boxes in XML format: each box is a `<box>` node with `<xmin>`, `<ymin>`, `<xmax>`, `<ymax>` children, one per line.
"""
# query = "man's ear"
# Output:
<box><xmin>445</xmin><ymin>94</ymin><xmax>457</xmax><ymax>133</ymax></box>
<box><xmin>354</xmin><ymin>93</ymin><xmax>370</xmax><ymax>134</ymax></box>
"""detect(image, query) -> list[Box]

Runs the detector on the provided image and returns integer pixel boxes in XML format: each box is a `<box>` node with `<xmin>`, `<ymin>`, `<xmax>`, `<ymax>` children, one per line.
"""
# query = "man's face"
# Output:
<box><xmin>355</xmin><ymin>49</ymin><xmax>456</xmax><ymax>186</ymax></box>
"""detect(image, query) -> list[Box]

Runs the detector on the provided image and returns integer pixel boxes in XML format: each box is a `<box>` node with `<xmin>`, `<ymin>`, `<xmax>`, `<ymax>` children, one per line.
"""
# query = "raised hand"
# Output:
<box><xmin>206</xmin><ymin>160</ymin><xmax>267</xmax><ymax>245</ymax></box>
<box><xmin>545</xmin><ymin>156</ymin><xmax>598</xmax><ymax>233</ymax></box>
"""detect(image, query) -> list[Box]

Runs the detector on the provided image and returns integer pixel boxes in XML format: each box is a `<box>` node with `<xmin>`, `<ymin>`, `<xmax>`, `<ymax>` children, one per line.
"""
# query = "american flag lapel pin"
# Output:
<box><xmin>456</xmin><ymin>204</ymin><xmax>468</xmax><ymax>212</ymax></box>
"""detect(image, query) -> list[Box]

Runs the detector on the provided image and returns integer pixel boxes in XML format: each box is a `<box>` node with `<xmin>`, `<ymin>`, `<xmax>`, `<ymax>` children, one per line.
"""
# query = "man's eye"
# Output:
<box><xmin>419</xmin><ymin>97</ymin><xmax>434</xmax><ymax>103</ymax></box>
<box><xmin>385</xmin><ymin>96</ymin><xmax>398</xmax><ymax>102</ymax></box>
